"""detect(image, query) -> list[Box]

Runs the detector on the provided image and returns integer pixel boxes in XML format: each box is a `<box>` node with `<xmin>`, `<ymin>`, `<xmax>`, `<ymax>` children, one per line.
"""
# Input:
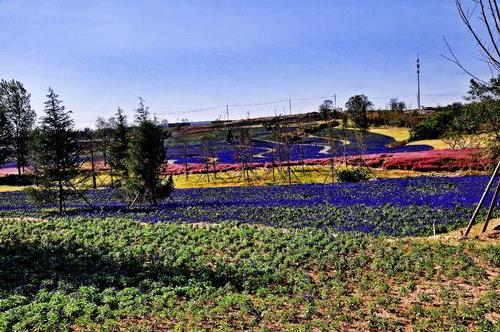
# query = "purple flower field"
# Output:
<box><xmin>1</xmin><ymin>176</ymin><xmax>498</xmax><ymax>237</ymax></box>
<box><xmin>167</xmin><ymin>129</ymin><xmax>432</xmax><ymax>164</ymax></box>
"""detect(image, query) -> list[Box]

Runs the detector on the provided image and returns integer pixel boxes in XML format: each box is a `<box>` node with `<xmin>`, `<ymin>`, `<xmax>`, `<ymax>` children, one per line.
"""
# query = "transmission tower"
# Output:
<box><xmin>417</xmin><ymin>56</ymin><xmax>421</xmax><ymax>110</ymax></box>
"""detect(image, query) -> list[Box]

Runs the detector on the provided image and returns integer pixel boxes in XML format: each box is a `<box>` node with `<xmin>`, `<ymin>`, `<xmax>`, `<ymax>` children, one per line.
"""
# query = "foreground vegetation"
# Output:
<box><xmin>0</xmin><ymin>218</ymin><xmax>498</xmax><ymax>331</ymax></box>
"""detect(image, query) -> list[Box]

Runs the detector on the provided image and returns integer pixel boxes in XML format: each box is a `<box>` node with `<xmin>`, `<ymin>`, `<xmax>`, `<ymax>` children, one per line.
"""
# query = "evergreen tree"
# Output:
<box><xmin>125</xmin><ymin>99</ymin><xmax>172</xmax><ymax>205</ymax></box>
<box><xmin>31</xmin><ymin>88</ymin><xmax>80</xmax><ymax>212</ymax></box>
<box><xmin>0</xmin><ymin>109</ymin><xmax>12</xmax><ymax>164</ymax></box>
<box><xmin>108</xmin><ymin>107</ymin><xmax>129</xmax><ymax>180</ymax></box>
<box><xmin>0</xmin><ymin>80</ymin><xmax>35</xmax><ymax>174</ymax></box>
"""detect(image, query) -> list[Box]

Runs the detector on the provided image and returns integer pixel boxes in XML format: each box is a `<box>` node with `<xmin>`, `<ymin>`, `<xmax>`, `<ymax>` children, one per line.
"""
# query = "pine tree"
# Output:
<box><xmin>108</xmin><ymin>107</ymin><xmax>129</xmax><ymax>180</ymax></box>
<box><xmin>0</xmin><ymin>80</ymin><xmax>36</xmax><ymax>175</ymax></box>
<box><xmin>125</xmin><ymin>99</ymin><xmax>172</xmax><ymax>205</ymax></box>
<box><xmin>31</xmin><ymin>88</ymin><xmax>81</xmax><ymax>212</ymax></box>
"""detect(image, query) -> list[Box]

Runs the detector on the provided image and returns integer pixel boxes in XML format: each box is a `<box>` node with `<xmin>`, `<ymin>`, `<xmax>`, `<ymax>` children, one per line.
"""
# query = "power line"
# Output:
<box><xmin>75</xmin><ymin>91</ymin><xmax>466</xmax><ymax>127</ymax></box>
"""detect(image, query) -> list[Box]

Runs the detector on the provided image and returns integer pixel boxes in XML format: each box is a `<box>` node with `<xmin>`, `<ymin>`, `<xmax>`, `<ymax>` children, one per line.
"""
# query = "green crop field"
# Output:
<box><xmin>0</xmin><ymin>217</ymin><xmax>498</xmax><ymax>331</ymax></box>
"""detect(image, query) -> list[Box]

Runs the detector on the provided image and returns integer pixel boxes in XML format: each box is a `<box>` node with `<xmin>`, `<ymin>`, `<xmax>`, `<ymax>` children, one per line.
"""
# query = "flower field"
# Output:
<box><xmin>164</xmin><ymin>148</ymin><xmax>487</xmax><ymax>175</ymax></box>
<box><xmin>1</xmin><ymin>176</ymin><xmax>498</xmax><ymax>237</ymax></box>
<box><xmin>166</xmin><ymin>128</ymin><xmax>432</xmax><ymax>165</ymax></box>
<box><xmin>0</xmin><ymin>128</ymin><xmax>483</xmax><ymax>177</ymax></box>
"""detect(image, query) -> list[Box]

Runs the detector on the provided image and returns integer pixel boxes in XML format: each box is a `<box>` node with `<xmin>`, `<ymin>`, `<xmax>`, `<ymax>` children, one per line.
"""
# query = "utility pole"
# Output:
<box><xmin>334</xmin><ymin>94</ymin><xmax>337</xmax><ymax>109</ymax></box>
<box><xmin>289</xmin><ymin>98</ymin><xmax>292</xmax><ymax>115</ymax></box>
<box><xmin>417</xmin><ymin>56</ymin><xmax>421</xmax><ymax>110</ymax></box>
<box><xmin>226</xmin><ymin>105</ymin><xmax>229</xmax><ymax>121</ymax></box>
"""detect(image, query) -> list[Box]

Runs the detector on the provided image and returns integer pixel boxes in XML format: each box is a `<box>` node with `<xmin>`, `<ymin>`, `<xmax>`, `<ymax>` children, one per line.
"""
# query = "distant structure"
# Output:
<box><xmin>417</xmin><ymin>56</ymin><xmax>421</xmax><ymax>110</ymax></box>
<box><xmin>167</xmin><ymin>122</ymin><xmax>190</xmax><ymax>128</ymax></box>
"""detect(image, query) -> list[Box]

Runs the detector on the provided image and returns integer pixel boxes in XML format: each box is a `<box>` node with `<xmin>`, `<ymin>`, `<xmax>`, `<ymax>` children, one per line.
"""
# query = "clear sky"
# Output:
<box><xmin>0</xmin><ymin>0</ymin><xmax>491</xmax><ymax>127</ymax></box>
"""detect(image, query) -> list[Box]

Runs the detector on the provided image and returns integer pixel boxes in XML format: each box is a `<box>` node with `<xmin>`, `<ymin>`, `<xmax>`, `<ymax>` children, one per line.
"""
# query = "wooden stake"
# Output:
<box><xmin>463</xmin><ymin>161</ymin><xmax>500</xmax><ymax>238</ymax></box>
<box><xmin>482</xmin><ymin>178</ymin><xmax>500</xmax><ymax>233</ymax></box>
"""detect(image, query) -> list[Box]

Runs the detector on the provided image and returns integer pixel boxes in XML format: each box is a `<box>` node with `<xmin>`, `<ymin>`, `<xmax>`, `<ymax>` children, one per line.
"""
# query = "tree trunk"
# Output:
<box><xmin>17</xmin><ymin>152</ymin><xmax>22</xmax><ymax>176</ymax></box>
<box><xmin>58</xmin><ymin>178</ymin><xmax>63</xmax><ymax>213</ymax></box>
<box><xmin>103</xmin><ymin>135</ymin><xmax>108</xmax><ymax>166</ymax></box>
<box><xmin>184</xmin><ymin>143</ymin><xmax>189</xmax><ymax>180</ymax></box>
<box><xmin>90</xmin><ymin>135</ymin><xmax>97</xmax><ymax>189</ymax></box>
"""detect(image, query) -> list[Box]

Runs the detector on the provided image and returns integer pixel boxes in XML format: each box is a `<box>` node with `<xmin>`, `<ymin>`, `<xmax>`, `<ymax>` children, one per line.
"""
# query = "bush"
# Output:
<box><xmin>304</xmin><ymin>122</ymin><xmax>337</xmax><ymax>135</ymax></box>
<box><xmin>335</xmin><ymin>167</ymin><xmax>369</xmax><ymax>182</ymax></box>
<box><xmin>409</xmin><ymin>104</ymin><xmax>463</xmax><ymax>141</ymax></box>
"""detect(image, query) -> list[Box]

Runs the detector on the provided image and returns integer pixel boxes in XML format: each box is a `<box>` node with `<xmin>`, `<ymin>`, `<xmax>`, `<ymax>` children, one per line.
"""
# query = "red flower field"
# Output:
<box><xmin>163</xmin><ymin>148</ymin><xmax>489</xmax><ymax>174</ymax></box>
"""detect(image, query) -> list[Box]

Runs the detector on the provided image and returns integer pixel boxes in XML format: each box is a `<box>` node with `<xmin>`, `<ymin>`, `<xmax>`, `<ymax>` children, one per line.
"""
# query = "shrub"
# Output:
<box><xmin>409</xmin><ymin>104</ymin><xmax>463</xmax><ymax>141</ymax></box>
<box><xmin>335</xmin><ymin>167</ymin><xmax>369</xmax><ymax>182</ymax></box>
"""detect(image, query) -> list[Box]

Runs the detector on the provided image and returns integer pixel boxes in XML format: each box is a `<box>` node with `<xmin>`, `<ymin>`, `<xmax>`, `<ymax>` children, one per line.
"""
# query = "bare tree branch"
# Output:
<box><xmin>478</xmin><ymin>0</ymin><xmax>500</xmax><ymax>59</ymax></box>
<box><xmin>442</xmin><ymin>36</ymin><xmax>488</xmax><ymax>83</ymax></box>
<box><xmin>491</xmin><ymin>0</ymin><xmax>500</xmax><ymax>31</ymax></box>
<box><xmin>487</xmin><ymin>0</ymin><xmax>500</xmax><ymax>34</ymax></box>
<box><xmin>455</xmin><ymin>0</ymin><xmax>500</xmax><ymax>70</ymax></box>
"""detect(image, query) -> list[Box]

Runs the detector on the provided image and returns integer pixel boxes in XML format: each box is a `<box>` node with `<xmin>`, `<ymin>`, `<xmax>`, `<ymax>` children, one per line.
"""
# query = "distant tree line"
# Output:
<box><xmin>317</xmin><ymin>90</ymin><xmax>499</xmax><ymax>162</ymax></box>
<box><xmin>409</xmin><ymin>77</ymin><xmax>500</xmax><ymax>160</ymax></box>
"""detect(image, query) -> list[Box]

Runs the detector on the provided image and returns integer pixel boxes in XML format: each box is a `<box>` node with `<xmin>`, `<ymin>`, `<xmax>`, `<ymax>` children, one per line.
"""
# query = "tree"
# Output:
<box><xmin>0</xmin><ymin>80</ymin><xmax>35</xmax><ymax>175</ymax></box>
<box><xmin>319</xmin><ymin>99</ymin><xmax>334</xmax><ymax>120</ymax></box>
<box><xmin>389</xmin><ymin>98</ymin><xmax>406</xmax><ymax>112</ymax></box>
<box><xmin>345</xmin><ymin>95</ymin><xmax>373</xmax><ymax>130</ymax></box>
<box><xmin>30</xmin><ymin>88</ymin><xmax>81</xmax><ymax>212</ymax></box>
<box><xmin>95</xmin><ymin>116</ymin><xmax>110</xmax><ymax>166</ymax></box>
<box><xmin>0</xmin><ymin>109</ymin><xmax>12</xmax><ymax>164</ymax></box>
<box><xmin>125</xmin><ymin>99</ymin><xmax>172</xmax><ymax>205</ymax></box>
<box><xmin>108</xmin><ymin>107</ymin><xmax>129</xmax><ymax>181</ymax></box>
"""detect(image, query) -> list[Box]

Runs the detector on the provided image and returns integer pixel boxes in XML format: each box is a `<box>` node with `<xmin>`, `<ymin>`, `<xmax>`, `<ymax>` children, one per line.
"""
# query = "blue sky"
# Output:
<box><xmin>0</xmin><ymin>0</ymin><xmax>491</xmax><ymax>127</ymax></box>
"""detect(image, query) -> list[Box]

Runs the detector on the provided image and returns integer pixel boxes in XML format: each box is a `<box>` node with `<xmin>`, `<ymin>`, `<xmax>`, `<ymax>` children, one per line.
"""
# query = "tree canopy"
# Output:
<box><xmin>345</xmin><ymin>95</ymin><xmax>373</xmax><ymax>130</ymax></box>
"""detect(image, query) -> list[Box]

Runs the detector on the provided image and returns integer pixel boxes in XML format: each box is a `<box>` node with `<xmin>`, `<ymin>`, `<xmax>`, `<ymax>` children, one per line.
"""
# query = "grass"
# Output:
<box><xmin>369</xmin><ymin>127</ymin><xmax>411</xmax><ymax>141</ymax></box>
<box><xmin>164</xmin><ymin>167</ymin><xmax>484</xmax><ymax>189</ymax></box>
<box><xmin>424</xmin><ymin>218</ymin><xmax>500</xmax><ymax>247</ymax></box>
<box><xmin>155</xmin><ymin>167</ymin><xmax>477</xmax><ymax>189</ymax></box>
<box><xmin>76</xmin><ymin>166</ymin><xmax>362</xmax><ymax>189</ymax></box>
<box><xmin>0</xmin><ymin>185</ymin><xmax>27</xmax><ymax>193</ymax></box>
<box><xmin>407</xmin><ymin>139</ymin><xmax>451</xmax><ymax>149</ymax></box>
<box><xmin>0</xmin><ymin>217</ymin><xmax>497</xmax><ymax>330</ymax></box>
<box><xmin>368</xmin><ymin>127</ymin><xmax>452</xmax><ymax>149</ymax></box>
